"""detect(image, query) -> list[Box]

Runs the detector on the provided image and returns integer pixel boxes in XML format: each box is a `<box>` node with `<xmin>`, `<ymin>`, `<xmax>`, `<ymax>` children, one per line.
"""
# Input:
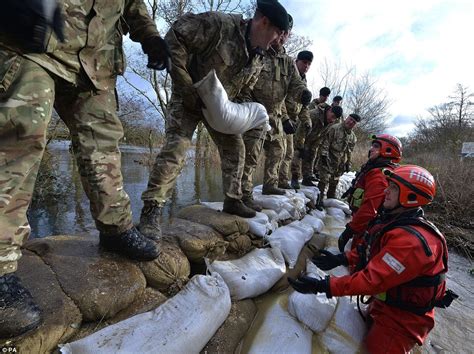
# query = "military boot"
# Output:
<box><xmin>291</xmin><ymin>178</ymin><xmax>301</xmax><ymax>189</ymax></box>
<box><xmin>223</xmin><ymin>198</ymin><xmax>256</xmax><ymax>218</ymax></box>
<box><xmin>262</xmin><ymin>185</ymin><xmax>286</xmax><ymax>195</ymax></box>
<box><xmin>138</xmin><ymin>201</ymin><xmax>162</xmax><ymax>242</ymax></box>
<box><xmin>0</xmin><ymin>274</ymin><xmax>42</xmax><ymax>339</ymax></box>
<box><xmin>278</xmin><ymin>182</ymin><xmax>293</xmax><ymax>190</ymax></box>
<box><xmin>327</xmin><ymin>183</ymin><xmax>338</xmax><ymax>199</ymax></box>
<box><xmin>302</xmin><ymin>177</ymin><xmax>318</xmax><ymax>187</ymax></box>
<box><xmin>242</xmin><ymin>196</ymin><xmax>262</xmax><ymax>212</ymax></box>
<box><xmin>100</xmin><ymin>226</ymin><xmax>159</xmax><ymax>261</ymax></box>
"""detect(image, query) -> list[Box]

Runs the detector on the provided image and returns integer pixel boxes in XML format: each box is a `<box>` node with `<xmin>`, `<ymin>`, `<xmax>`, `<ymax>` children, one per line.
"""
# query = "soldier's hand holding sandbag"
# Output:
<box><xmin>142</xmin><ymin>35</ymin><xmax>172</xmax><ymax>71</ymax></box>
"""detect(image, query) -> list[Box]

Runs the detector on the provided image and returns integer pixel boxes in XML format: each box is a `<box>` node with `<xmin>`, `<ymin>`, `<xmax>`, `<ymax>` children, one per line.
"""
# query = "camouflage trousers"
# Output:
<box><xmin>142</xmin><ymin>95</ymin><xmax>245</xmax><ymax>205</ymax></box>
<box><xmin>301</xmin><ymin>129</ymin><xmax>324</xmax><ymax>179</ymax></box>
<box><xmin>0</xmin><ymin>50</ymin><xmax>133</xmax><ymax>275</ymax></box>
<box><xmin>317</xmin><ymin>160</ymin><xmax>342</xmax><ymax>199</ymax></box>
<box><xmin>278</xmin><ymin>132</ymin><xmax>293</xmax><ymax>185</ymax></box>
<box><xmin>242</xmin><ymin>127</ymin><xmax>284</xmax><ymax>196</ymax></box>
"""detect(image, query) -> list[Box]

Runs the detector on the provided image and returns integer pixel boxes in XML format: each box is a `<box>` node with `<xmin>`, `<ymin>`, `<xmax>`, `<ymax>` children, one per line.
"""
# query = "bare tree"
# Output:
<box><xmin>318</xmin><ymin>58</ymin><xmax>355</xmax><ymax>100</ymax></box>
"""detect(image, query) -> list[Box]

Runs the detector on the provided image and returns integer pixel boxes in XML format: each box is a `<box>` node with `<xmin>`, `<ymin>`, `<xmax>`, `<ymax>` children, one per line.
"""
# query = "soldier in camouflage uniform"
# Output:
<box><xmin>278</xmin><ymin>50</ymin><xmax>313</xmax><ymax>190</ymax></box>
<box><xmin>240</xmin><ymin>19</ymin><xmax>312</xmax><ymax>211</ymax></box>
<box><xmin>308</xmin><ymin>87</ymin><xmax>331</xmax><ymax>110</ymax></box>
<box><xmin>316</xmin><ymin>114</ymin><xmax>360</xmax><ymax>207</ymax></box>
<box><xmin>139</xmin><ymin>1</ymin><xmax>290</xmax><ymax>233</ymax></box>
<box><xmin>299</xmin><ymin>105</ymin><xmax>343</xmax><ymax>187</ymax></box>
<box><xmin>0</xmin><ymin>0</ymin><xmax>170</xmax><ymax>338</ymax></box>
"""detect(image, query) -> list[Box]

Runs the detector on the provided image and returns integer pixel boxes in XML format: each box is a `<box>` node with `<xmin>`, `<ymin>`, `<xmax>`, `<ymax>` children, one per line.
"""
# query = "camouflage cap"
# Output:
<box><xmin>257</xmin><ymin>0</ymin><xmax>289</xmax><ymax>31</ymax></box>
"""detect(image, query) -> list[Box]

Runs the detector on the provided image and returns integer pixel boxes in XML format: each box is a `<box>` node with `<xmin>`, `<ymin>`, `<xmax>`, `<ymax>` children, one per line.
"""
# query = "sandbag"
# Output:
<box><xmin>139</xmin><ymin>240</ymin><xmax>190</xmax><ymax>296</ymax></box>
<box><xmin>162</xmin><ymin>218</ymin><xmax>228</xmax><ymax>263</ymax></box>
<box><xmin>321</xmin><ymin>296</ymin><xmax>367</xmax><ymax>353</ymax></box>
<box><xmin>194</xmin><ymin>69</ymin><xmax>271</xmax><ymax>134</ymax></box>
<box><xmin>326</xmin><ymin>207</ymin><xmax>347</xmax><ymax>220</ymax></box>
<box><xmin>178</xmin><ymin>205</ymin><xmax>249</xmax><ymax>236</ymax></box>
<box><xmin>310</xmin><ymin>208</ymin><xmax>327</xmax><ymax>220</ymax></box>
<box><xmin>336</xmin><ymin>172</ymin><xmax>356</xmax><ymax>199</ymax></box>
<box><xmin>245</xmin><ymin>296</ymin><xmax>312</xmax><ymax>354</ymax></box>
<box><xmin>266</xmin><ymin>221</ymin><xmax>314</xmax><ymax>268</ymax></box>
<box><xmin>294</xmin><ymin>185</ymin><xmax>320</xmax><ymax>204</ymax></box>
<box><xmin>288</xmin><ymin>260</ymin><xmax>337</xmax><ymax>333</ymax></box>
<box><xmin>60</xmin><ymin>274</ymin><xmax>232</xmax><ymax>354</ymax></box>
<box><xmin>207</xmin><ymin>247</ymin><xmax>286</xmax><ymax>300</ymax></box>
<box><xmin>225</xmin><ymin>233</ymin><xmax>254</xmax><ymax>256</ymax></box>
<box><xmin>300</xmin><ymin>214</ymin><xmax>325</xmax><ymax>233</ymax></box>
<box><xmin>324</xmin><ymin>198</ymin><xmax>352</xmax><ymax>215</ymax></box>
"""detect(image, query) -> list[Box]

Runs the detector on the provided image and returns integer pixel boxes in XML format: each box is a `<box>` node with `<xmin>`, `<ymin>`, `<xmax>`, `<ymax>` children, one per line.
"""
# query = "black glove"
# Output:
<box><xmin>338</xmin><ymin>226</ymin><xmax>354</xmax><ymax>252</ymax></box>
<box><xmin>282</xmin><ymin>119</ymin><xmax>297</xmax><ymax>134</ymax></box>
<box><xmin>344</xmin><ymin>161</ymin><xmax>351</xmax><ymax>172</ymax></box>
<box><xmin>142</xmin><ymin>36</ymin><xmax>172</xmax><ymax>71</ymax></box>
<box><xmin>301</xmin><ymin>89</ymin><xmax>312</xmax><ymax>107</ymax></box>
<box><xmin>312</xmin><ymin>249</ymin><xmax>348</xmax><ymax>270</ymax></box>
<box><xmin>0</xmin><ymin>0</ymin><xmax>65</xmax><ymax>53</ymax></box>
<box><xmin>288</xmin><ymin>275</ymin><xmax>330</xmax><ymax>296</ymax></box>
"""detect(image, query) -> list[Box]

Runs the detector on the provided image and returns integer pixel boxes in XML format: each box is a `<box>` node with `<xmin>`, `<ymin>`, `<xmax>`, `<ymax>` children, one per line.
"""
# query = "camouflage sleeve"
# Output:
<box><xmin>285</xmin><ymin>61</ymin><xmax>306</xmax><ymax>107</ymax></box>
<box><xmin>124</xmin><ymin>0</ymin><xmax>160</xmax><ymax>42</ymax></box>
<box><xmin>235</xmin><ymin>61</ymin><xmax>263</xmax><ymax>102</ymax></box>
<box><xmin>298</xmin><ymin>105</ymin><xmax>311</xmax><ymax>126</ymax></box>
<box><xmin>165</xmin><ymin>12</ymin><xmax>221</xmax><ymax>92</ymax></box>
<box><xmin>346</xmin><ymin>133</ymin><xmax>357</xmax><ymax>163</ymax></box>
<box><xmin>320</xmin><ymin>126</ymin><xmax>334</xmax><ymax>157</ymax></box>
<box><xmin>281</xmin><ymin>101</ymin><xmax>290</xmax><ymax>122</ymax></box>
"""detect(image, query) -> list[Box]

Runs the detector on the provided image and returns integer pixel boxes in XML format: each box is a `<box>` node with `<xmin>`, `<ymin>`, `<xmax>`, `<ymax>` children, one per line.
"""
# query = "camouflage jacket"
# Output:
<box><xmin>308</xmin><ymin>97</ymin><xmax>330</xmax><ymax>111</ymax></box>
<box><xmin>251</xmin><ymin>47</ymin><xmax>307</xmax><ymax>137</ymax></box>
<box><xmin>320</xmin><ymin>122</ymin><xmax>357</xmax><ymax>168</ymax></box>
<box><xmin>166</xmin><ymin>12</ymin><xmax>263</xmax><ymax>103</ymax></box>
<box><xmin>0</xmin><ymin>0</ymin><xmax>159</xmax><ymax>91</ymax></box>
<box><xmin>307</xmin><ymin>107</ymin><xmax>333</xmax><ymax>144</ymax></box>
<box><xmin>283</xmin><ymin>73</ymin><xmax>310</xmax><ymax>127</ymax></box>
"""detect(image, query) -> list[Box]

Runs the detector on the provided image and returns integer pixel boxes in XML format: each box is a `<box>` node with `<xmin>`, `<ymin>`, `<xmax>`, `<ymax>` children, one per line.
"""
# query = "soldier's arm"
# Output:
<box><xmin>164</xmin><ymin>13</ymin><xmax>220</xmax><ymax>90</ymax></box>
<box><xmin>346</xmin><ymin>134</ymin><xmax>357</xmax><ymax>163</ymax></box>
<box><xmin>235</xmin><ymin>62</ymin><xmax>263</xmax><ymax>103</ymax></box>
<box><xmin>320</xmin><ymin>127</ymin><xmax>334</xmax><ymax>157</ymax></box>
<box><xmin>124</xmin><ymin>0</ymin><xmax>160</xmax><ymax>42</ymax></box>
<box><xmin>286</xmin><ymin>61</ymin><xmax>307</xmax><ymax>105</ymax></box>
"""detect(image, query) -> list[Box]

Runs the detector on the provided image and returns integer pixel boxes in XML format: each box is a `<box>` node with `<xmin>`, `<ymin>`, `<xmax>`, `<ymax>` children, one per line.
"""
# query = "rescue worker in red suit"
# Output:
<box><xmin>289</xmin><ymin>165</ymin><xmax>456</xmax><ymax>354</ymax></box>
<box><xmin>338</xmin><ymin>134</ymin><xmax>403</xmax><ymax>253</ymax></box>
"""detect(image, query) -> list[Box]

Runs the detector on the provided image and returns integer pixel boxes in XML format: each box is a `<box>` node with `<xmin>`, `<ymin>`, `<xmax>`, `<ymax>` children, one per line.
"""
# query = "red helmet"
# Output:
<box><xmin>372</xmin><ymin>134</ymin><xmax>402</xmax><ymax>162</ymax></box>
<box><xmin>383</xmin><ymin>165</ymin><xmax>436</xmax><ymax>207</ymax></box>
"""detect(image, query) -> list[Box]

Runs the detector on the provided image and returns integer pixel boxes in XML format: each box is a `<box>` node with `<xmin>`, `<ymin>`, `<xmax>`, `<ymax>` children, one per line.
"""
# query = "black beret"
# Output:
<box><xmin>297</xmin><ymin>50</ymin><xmax>313</xmax><ymax>62</ymax></box>
<box><xmin>257</xmin><ymin>0</ymin><xmax>289</xmax><ymax>31</ymax></box>
<box><xmin>349</xmin><ymin>113</ymin><xmax>362</xmax><ymax>122</ymax></box>
<box><xmin>331</xmin><ymin>106</ymin><xmax>343</xmax><ymax>119</ymax></box>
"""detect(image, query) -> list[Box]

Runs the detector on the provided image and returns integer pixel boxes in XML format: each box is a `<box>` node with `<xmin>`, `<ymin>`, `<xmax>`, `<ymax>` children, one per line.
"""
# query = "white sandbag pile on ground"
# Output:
<box><xmin>266</xmin><ymin>221</ymin><xmax>314</xmax><ymax>268</ymax></box>
<box><xmin>326</xmin><ymin>207</ymin><xmax>347</xmax><ymax>221</ymax></box>
<box><xmin>336</xmin><ymin>171</ymin><xmax>356</xmax><ymax>199</ymax></box>
<box><xmin>60</xmin><ymin>274</ymin><xmax>231</xmax><ymax>354</ymax></box>
<box><xmin>324</xmin><ymin>246</ymin><xmax>351</xmax><ymax>277</ymax></box>
<box><xmin>194</xmin><ymin>69</ymin><xmax>271</xmax><ymax>134</ymax></box>
<box><xmin>207</xmin><ymin>248</ymin><xmax>286</xmax><ymax>300</ymax></box>
<box><xmin>293</xmin><ymin>185</ymin><xmax>320</xmax><ymax>205</ymax></box>
<box><xmin>300</xmin><ymin>214</ymin><xmax>325</xmax><ymax>233</ymax></box>
<box><xmin>310</xmin><ymin>208</ymin><xmax>327</xmax><ymax>220</ymax></box>
<box><xmin>246</xmin><ymin>298</ymin><xmax>313</xmax><ymax>354</ymax></box>
<box><xmin>252</xmin><ymin>185</ymin><xmax>308</xmax><ymax>220</ymax></box>
<box><xmin>288</xmin><ymin>260</ymin><xmax>337</xmax><ymax>333</ymax></box>
<box><xmin>200</xmin><ymin>202</ymin><xmax>275</xmax><ymax>238</ymax></box>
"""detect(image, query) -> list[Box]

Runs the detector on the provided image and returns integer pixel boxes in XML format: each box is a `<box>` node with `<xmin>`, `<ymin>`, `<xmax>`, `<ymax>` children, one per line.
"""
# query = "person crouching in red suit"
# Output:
<box><xmin>289</xmin><ymin>165</ymin><xmax>458</xmax><ymax>354</ymax></box>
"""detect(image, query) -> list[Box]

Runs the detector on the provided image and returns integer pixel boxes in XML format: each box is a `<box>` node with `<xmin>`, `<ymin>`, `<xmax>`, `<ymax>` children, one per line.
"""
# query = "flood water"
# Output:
<box><xmin>28</xmin><ymin>140</ymin><xmax>259</xmax><ymax>238</ymax></box>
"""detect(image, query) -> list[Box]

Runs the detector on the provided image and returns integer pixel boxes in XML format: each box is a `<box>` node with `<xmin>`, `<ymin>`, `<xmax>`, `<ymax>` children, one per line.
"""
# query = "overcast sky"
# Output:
<box><xmin>281</xmin><ymin>0</ymin><xmax>474</xmax><ymax>137</ymax></box>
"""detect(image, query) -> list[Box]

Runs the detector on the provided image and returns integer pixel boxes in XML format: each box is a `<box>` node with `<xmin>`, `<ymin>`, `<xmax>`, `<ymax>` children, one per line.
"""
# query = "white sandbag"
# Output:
<box><xmin>326</xmin><ymin>207</ymin><xmax>347</xmax><ymax>220</ymax></box>
<box><xmin>288</xmin><ymin>260</ymin><xmax>338</xmax><ymax>333</ymax></box>
<box><xmin>336</xmin><ymin>172</ymin><xmax>356</xmax><ymax>199</ymax></box>
<box><xmin>60</xmin><ymin>274</ymin><xmax>231</xmax><ymax>354</ymax></box>
<box><xmin>253</xmin><ymin>194</ymin><xmax>294</xmax><ymax>215</ymax></box>
<box><xmin>266</xmin><ymin>221</ymin><xmax>313</xmax><ymax>268</ymax></box>
<box><xmin>247</xmin><ymin>298</ymin><xmax>312</xmax><ymax>354</ymax></box>
<box><xmin>301</xmin><ymin>215</ymin><xmax>325</xmax><ymax>233</ymax></box>
<box><xmin>313</xmin><ymin>247</ymin><xmax>350</xmax><ymax>277</ymax></box>
<box><xmin>321</xmin><ymin>296</ymin><xmax>367</xmax><ymax>354</ymax></box>
<box><xmin>194</xmin><ymin>70</ymin><xmax>271</xmax><ymax>134</ymax></box>
<box><xmin>323</xmin><ymin>198</ymin><xmax>351</xmax><ymax>215</ymax></box>
<box><xmin>207</xmin><ymin>248</ymin><xmax>286</xmax><ymax>300</ymax></box>
<box><xmin>310</xmin><ymin>208</ymin><xmax>327</xmax><ymax>220</ymax></box>
<box><xmin>297</xmin><ymin>185</ymin><xmax>320</xmax><ymax>204</ymax></box>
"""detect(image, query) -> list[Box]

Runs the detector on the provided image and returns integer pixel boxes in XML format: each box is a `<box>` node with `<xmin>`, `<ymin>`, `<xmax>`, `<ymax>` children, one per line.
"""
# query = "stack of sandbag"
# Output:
<box><xmin>207</xmin><ymin>247</ymin><xmax>286</xmax><ymax>300</ymax></box>
<box><xmin>194</xmin><ymin>69</ymin><xmax>271</xmax><ymax>134</ymax></box>
<box><xmin>201</xmin><ymin>202</ymin><xmax>276</xmax><ymax>238</ymax></box>
<box><xmin>324</xmin><ymin>198</ymin><xmax>352</xmax><ymax>216</ymax></box>
<box><xmin>287</xmin><ymin>185</ymin><xmax>320</xmax><ymax>205</ymax></box>
<box><xmin>178</xmin><ymin>205</ymin><xmax>253</xmax><ymax>256</ymax></box>
<box><xmin>336</xmin><ymin>171</ymin><xmax>356</xmax><ymax>199</ymax></box>
<box><xmin>300</xmin><ymin>214</ymin><xmax>325</xmax><ymax>233</ymax></box>
<box><xmin>266</xmin><ymin>220</ymin><xmax>314</xmax><ymax>268</ymax></box>
<box><xmin>252</xmin><ymin>185</ymin><xmax>308</xmax><ymax>220</ymax></box>
<box><xmin>60</xmin><ymin>274</ymin><xmax>232</xmax><ymax>354</ymax></box>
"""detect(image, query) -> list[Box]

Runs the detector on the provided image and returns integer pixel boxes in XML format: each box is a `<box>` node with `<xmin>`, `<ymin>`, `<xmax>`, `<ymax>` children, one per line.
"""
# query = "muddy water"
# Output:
<box><xmin>238</xmin><ymin>215</ymin><xmax>474</xmax><ymax>353</ymax></box>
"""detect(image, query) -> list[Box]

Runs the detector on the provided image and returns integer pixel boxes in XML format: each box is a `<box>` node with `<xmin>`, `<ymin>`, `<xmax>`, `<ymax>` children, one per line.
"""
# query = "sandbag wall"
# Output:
<box><xmin>3</xmin><ymin>174</ymin><xmax>364</xmax><ymax>353</ymax></box>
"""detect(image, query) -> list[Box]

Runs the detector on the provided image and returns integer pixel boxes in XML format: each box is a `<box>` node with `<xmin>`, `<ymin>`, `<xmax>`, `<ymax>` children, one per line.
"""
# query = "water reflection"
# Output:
<box><xmin>27</xmin><ymin>141</ymin><xmax>259</xmax><ymax>238</ymax></box>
